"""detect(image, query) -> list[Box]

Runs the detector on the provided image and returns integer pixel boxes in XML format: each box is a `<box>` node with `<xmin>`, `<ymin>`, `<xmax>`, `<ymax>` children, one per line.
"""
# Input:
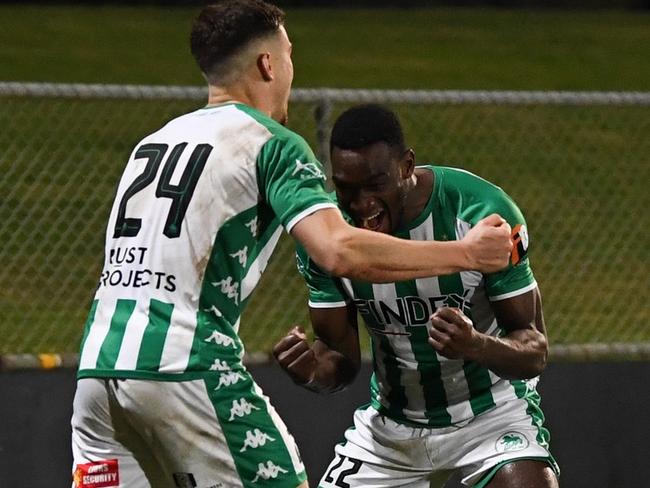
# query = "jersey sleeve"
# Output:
<box><xmin>296</xmin><ymin>244</ymin><xmax>349</xmax><ymax>308</ymax></box>
<box><xmin>257</xmin><ymin>130</ymin><xmax>337</xmax><ymax>232</ymax></box>
<box><xmin>459</xmin><ymin>177</ymin><xmax>536</xmax><ymax>301</ymax></box>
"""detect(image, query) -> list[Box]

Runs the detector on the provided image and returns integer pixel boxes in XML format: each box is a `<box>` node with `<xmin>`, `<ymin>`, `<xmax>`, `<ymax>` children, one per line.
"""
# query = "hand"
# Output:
<box><xmin>272</xmin><ymin>326</ymin><xmax>317</xmax><ymax>386</ymax></box>
<box><xmin>428</xmin><ymin>307</ymin><xmax>485</xmax><ymax>360</ymax></box>
<box><xmin>461</xmin><ymin>214</ymin><xmax>513</xmax><ymax>273</ymax></box>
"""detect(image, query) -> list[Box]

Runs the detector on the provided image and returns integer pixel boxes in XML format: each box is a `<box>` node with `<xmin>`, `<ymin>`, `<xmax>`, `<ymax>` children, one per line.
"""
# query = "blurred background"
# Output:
<box><xmin>0</xmin><ymin>1</ymin><xmax>648</xmax><ymax>487</ymax></box>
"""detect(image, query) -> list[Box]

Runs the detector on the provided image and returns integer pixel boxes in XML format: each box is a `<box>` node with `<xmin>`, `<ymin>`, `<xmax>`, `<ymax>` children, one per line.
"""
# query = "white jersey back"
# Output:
<box><xmin>78</xmin><ymin>103</ymin><xmax>335</xmax><ymax>380</ymax></box>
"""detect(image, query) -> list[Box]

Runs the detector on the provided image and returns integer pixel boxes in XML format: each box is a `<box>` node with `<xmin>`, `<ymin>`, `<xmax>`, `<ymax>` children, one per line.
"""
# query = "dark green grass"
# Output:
<box><xmin>1</xmin><ymin>6</ymin><xmax>649</xmax><ymax>89</ymax></box>
<box><xmin>1</xmin><ymin>6</ymin><xmax>648</xmax><ymax>354</ymax></box>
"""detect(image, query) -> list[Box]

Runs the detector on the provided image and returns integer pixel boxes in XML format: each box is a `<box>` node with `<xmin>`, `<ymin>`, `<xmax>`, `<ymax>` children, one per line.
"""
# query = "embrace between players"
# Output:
<box><xmin>71</xmin><ymin>1</ymin><xmax>559</xmax><ymax>488</ymax></box>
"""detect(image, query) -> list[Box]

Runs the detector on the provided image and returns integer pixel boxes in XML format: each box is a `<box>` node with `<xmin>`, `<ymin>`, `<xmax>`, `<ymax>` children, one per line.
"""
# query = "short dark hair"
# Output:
<box><xmin>330</xmin><ymin>104</ymin><xmax>406</xmax><ymax>154</ymax></box>
<box><xmin>190</xmin><ymin>0</ymin><xmax>285</xmax><ymax>81</ymax></box>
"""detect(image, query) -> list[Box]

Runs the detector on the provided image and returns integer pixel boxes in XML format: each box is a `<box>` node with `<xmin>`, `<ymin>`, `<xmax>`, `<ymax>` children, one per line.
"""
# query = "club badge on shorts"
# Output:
<box><xmin>495</xmin><ymin>431</ymin><xmax>529</xmax><ymax>453</ymax></box>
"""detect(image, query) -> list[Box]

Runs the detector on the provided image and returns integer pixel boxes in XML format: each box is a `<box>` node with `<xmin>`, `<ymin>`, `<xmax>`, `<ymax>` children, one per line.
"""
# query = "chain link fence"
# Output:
<box><xmin>1</xmin><ymin>82</ymin><xmax>648</xmax><ymax>365</ymax></box>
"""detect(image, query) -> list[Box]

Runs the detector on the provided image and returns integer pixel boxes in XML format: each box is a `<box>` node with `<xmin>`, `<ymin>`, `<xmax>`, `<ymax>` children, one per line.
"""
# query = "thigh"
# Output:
<box><xmin>451</xmin><ymin>398</ymin><xmax>560</xmax><ymax>487</ymax></box>
<box><xmin>113</xmin><ymin>371</ymin><xmax>307</xmax><ymax>488</ymax></box>
<box><xmin>485</xmin><ymin>460</ymin><xmax>558</xmax><ymax>488</ymax></box>
<box><xmin>71</xmin><ymin>378</ymin><xmax>154</xmax><ymax>488</ymax></box>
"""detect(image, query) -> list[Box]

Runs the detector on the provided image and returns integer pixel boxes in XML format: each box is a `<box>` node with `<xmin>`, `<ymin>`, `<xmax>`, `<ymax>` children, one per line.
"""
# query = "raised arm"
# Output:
<box><xmin>273</xmin><ymin>304</ymin><xmax>361</xmax><ymax>394</ymax></box>
<box><xmin>428</xmin><ymin>287</ymin><xmax>549</xmax><ymax>379</ymax></box>
<box><xmin>291</xmin><ymin>208</ymin><xmax>512</xmax><ymax>283</ymax></box>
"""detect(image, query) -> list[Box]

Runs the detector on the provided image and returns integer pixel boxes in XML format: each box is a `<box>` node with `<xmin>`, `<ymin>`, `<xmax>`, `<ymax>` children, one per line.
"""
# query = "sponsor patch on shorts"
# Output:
<box><xmin>173</xmin><ymin>472</ymin><xmax>197</xmax><ymax>487</ymax></box>
<box><xmin>73</xmin><ymin>459</ymin><xmax>119</xmax><ymax>488</ymax></box>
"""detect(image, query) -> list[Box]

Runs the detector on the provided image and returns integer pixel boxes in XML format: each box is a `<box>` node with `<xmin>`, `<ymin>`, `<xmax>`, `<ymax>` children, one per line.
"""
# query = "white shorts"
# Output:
<box><xmin>71</xmin><ymin>374</ymin><xmax>306</xmax><ymax>488</ymax></box>
<box><xmin>319</xmin><ymin>399</ymin><xmax>559</xmax><ymax>488</ymax></box>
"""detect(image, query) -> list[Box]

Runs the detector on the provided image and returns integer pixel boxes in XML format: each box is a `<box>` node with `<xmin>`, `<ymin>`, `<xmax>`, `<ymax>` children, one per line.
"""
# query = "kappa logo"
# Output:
<box><xmin>209</xmin><ymin>358</ymin><xmax>231</xmax><ymax>371</ymax></box>
<box><xmin>229</xmin><ymin>398</ymin><xmax>261</xmax><ymax>420</ymax></box>
<box><xmin>211</xmin><ymin>277</ymin><xmax>239</xmax><ymax>304</ymax></box>
<box><xmin>240</xmin><ymin>428</ymin><xmax>275</xmax><ymax>452</ymax></box>
<box><xmin>204</xmin><ymin>305</ymin><xmax>223</xmax><ymax>318</ymax></box>
<box><xmin>230</xmin><ymin>246</ymin><xmax>248</xmax><ymax>267</ymax></box>
<box><xmin>204</xmin><ymin>330</ymin><xmax>236</xmax><ymax>348</ymax></box>
<box><xmin>73</xmin><ymin>459</ymin><xmax>119</xmax><ymax>488</ymax></box>
<box><xmin>292</xmin><ymin>159</ymin><xmax>325</xmax><ymax>180</ymax></box>
<box><xmin>495</xmin><ymin>431</ymin><xmax>529</xmax><ymax>453</ymax></box>
<box><xmin>214</xmin><ymin>371</ymin><xmax>246</xmax><ymax>390</ymax></box>
<box><xmin>245</xmin><ymin>217</ymin><xmax>259</xmax><ymax>238</ymax></box>
<box><xmin>251</xmin><ymin>461</ymin><xmax>288</xmax><ymax>483</ymax></box>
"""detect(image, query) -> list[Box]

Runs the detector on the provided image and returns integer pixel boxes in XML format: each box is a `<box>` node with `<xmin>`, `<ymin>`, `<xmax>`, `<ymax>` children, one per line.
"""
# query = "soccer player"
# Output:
<box><xmin>70</xmin><ymin>3</ymin><xmax>513</xmax><ymax>488</ymax></box>
<box><xmin>274</xmin><ymin>104</ymin><xmax>560</xmax><ymax>488</ymax></box>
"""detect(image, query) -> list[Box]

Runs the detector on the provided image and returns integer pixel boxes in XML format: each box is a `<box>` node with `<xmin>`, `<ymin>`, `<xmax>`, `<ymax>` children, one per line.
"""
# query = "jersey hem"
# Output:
<box><xmin>285</xmin><ymin>203</ymin><xmax>339</xmax><ymax>233</ymax></box>
<box><xmin>488</xmin><ymin>280</ymin><xmax>537</xmax><ymax>301</ymax></box>
<box><xmin>77</xmin><ymin>369</ymin><xmax>218</xmax><ymax>382</ymax></box>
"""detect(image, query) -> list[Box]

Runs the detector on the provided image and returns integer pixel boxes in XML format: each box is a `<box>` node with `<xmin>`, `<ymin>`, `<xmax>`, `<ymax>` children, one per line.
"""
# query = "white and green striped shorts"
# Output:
<box><xmin>71</xmin><ymin>372</ymin><xmax>306</xmax><ymax>488</ymax></box>
<box><xmin>319</xmin><ymin>399</ymin><xmax>559</xmax><ymax>488</ymax></box>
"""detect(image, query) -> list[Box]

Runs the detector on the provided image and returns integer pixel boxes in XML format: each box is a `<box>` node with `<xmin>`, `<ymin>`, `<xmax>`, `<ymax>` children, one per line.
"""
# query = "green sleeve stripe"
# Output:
<box><xmin>308</xmin><ymin>300</ymin><xmax>348</xmax><ymax>308</ymax></box>
<box><xmin>285</xmin><ymin>202</ymin><xmax>338</xmax><ymax>233</ymax></box>
<box><xmin>136</xmin><ymin>299</ymin><xmax>174</xmax><ymax>370</ymax></box>
<box><xmin>489</xmin><ymin>280</ymin><xmax>537</xmax><ymax>301</ymax></box>
<box><xmin>96</xmin><ymin>299</ymin><xmax>136</xmax><ymax>370</ymax></box>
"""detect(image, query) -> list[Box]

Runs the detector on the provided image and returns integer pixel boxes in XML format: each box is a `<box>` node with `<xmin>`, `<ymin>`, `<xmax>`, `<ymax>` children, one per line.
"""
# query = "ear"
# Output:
<box><xmin>257</xmin><ymin>52</ymin><xmax>274</xmax><ymax>82</ymax></box>
<box><xmin>400</xmin><ymin>148</ymin><xmax>416</xmax><ymax>180</ymax></box>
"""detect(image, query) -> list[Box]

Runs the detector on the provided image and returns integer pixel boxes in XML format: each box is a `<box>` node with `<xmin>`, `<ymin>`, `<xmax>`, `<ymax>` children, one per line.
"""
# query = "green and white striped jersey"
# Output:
<box><xmin>78</xmin><ymin>103</ymin><xmax>336</xmax><ymax>380</ymax></box>
<box><xmin>298</xmin><ymin>166</ymin><xmax>539</xmax><ymax>427</ymax></box>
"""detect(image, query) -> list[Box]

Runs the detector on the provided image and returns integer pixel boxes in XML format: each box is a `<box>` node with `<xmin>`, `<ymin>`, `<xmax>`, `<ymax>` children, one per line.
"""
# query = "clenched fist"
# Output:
<box><xmin>461</xmin><ymin>214</ymin><xmax>513</xmax><ymax>273</ymax></box>
<box><xmin>272</xmin><ymin>326</ymin><xmax>316</xmax><ymax>385</ymax></box>
<box><xmin>428</xmin><ymin>307</ymin><xmax>485</xmax><ymax>360</ymax></box>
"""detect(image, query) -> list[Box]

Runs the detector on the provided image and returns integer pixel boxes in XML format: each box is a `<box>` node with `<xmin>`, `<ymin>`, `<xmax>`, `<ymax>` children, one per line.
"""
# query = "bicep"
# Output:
<box><xmin>491</xmin><ymin>287</ymin><xmax>547</xmax><ymax>337</ymax></box>
<box><xmin>291</xmin><ymin>208</ymin><xmax>349</xmax><ymax>268</ymax></box>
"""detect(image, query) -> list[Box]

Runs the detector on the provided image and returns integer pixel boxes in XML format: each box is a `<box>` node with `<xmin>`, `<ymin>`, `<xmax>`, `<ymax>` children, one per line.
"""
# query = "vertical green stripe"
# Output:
<box><xmin>203</xmin><ymin>371</ymin><xmax>304</xmax><ymax>487</ymax></box>
<box><xmin>353</xmin><ymin>280</ymin><xmax>409</xmax><ymax>420</ymax></box>
<box><xmin>96</xmin><ymin>299</ymin><xmax>136</xmax><ymax>370</ymax></box>
<box><xmin>136</xmin><ymin>299</ymin><xmax>174</xmax><ymax>370</ymax></box>
<box><xmin>394</xmin><ymin>279</ymin><xmax>452</xmax><ymax>426</ymax></box>
<box><xmin>512</xmin><ymin>379</ymin><xmax>551</xmax><ymax>448</ymax></box>
<box><xmin>432</xmin><ymin>208</ymin><xmax>495</xmax><ymax>416</ymax></box>
<box><xmin>463</xmin><ymin>361</ymin><xmax>496</xmax><ymax>415</ymax></box>
<box><xmin>79</xmin><ymin>299</ymin><xmax>98</xmax><ymax>354</ymax></box>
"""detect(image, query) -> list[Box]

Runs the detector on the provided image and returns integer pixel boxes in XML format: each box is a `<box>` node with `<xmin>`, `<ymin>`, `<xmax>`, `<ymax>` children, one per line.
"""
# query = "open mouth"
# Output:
<box><xmin>360</xmin><ymin>210</ymin><xmax>385</xmax><ymax>231</ymax></box>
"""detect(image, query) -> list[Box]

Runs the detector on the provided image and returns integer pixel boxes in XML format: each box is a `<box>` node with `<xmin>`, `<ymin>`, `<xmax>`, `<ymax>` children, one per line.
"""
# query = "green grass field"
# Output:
<box><xmin>1</xmin><ymin>5</ymin><xmax>649</xmax><ymax>89</ymax></box>
<box><xmin>1</xmin><ymin>5</ymin><xmax>648</xmax><ymax>355</ymax></box>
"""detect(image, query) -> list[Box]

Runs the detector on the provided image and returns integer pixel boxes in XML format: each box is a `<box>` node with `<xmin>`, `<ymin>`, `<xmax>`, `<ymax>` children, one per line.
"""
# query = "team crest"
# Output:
<box><xmin>495</xmin><ymin>431</ymin><xmax>529</xmax><ymax>453</ymax></box>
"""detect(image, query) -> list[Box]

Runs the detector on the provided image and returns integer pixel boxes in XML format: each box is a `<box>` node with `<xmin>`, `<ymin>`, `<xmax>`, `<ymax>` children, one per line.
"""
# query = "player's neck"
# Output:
<box><xmin>206</xmin><ymin>83</ymin><xmax>273</xmax><ymax>118</ymax></box>
<box><xmin>401</xmin><ymin>168</ymin><xmax>434</xmax><ymax>227</ymax></box>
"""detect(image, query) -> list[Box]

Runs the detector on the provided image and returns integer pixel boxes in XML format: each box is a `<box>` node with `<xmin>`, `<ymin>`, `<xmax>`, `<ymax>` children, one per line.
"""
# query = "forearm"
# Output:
<box><xmin>303</xmin><ymin>340</ymin><xmax>359</xmax><ymax>394</ymax></box>
<box><xmin>466</xmin><ymin>329</ymin><xmax>548</xmax><ymax>379</ymax></box>
<box><xmin>328</xmin><ymin>227</ymin><xmax>469</xmax><ymax>282</ymax></box>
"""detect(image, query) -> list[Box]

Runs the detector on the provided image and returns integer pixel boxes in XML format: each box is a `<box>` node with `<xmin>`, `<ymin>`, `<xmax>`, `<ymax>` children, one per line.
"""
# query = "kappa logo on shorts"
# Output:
<box><xmin>73</xmin><ymin>459</ymin><xmax>119</xmax><ymax>488</ymax></box>
<box><xmin>495</xmin><ymin>431</ymin><xmax>529</xmax><ymax>453</ymax></box>
<box><xmin>240</xmin><ymin>428</ymin><xmax>275</xmax><ymax>452</ymax></box>
<box><xmin>251</xmin><ymin>461</ymin><xmax>288</xmax><ymax>483</ymax></box>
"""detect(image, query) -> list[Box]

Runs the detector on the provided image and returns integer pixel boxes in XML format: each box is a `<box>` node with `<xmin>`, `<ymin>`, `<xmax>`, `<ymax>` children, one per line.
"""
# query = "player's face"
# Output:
<box><xmin>269</xmin><ymin>26</ymin><xmax>294</xmax><ymax>125</ymax></box>
<box><xmin>332</xmin><ymin>142</ymin><xmax>412</xmax><ymax>234</ymax></box>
